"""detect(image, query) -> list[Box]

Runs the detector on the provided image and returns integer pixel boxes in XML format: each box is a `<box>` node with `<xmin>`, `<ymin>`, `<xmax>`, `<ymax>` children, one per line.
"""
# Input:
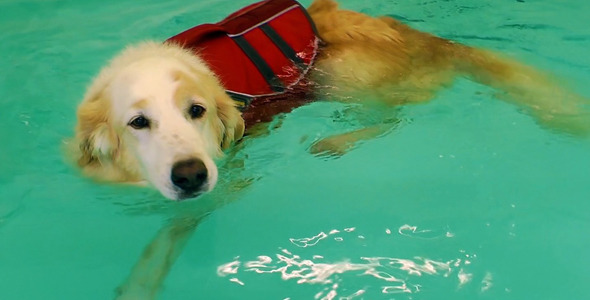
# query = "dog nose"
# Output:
<box><xmin>171</xmin><ymin>158</ymin><xmax>208</xmax><ymax>193</ymax></box>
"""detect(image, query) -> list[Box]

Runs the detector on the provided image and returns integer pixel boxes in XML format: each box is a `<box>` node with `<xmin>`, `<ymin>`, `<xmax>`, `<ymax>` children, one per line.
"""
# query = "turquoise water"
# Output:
<box><xmin>1</xmin><ymin>0</ymin><xmax>590</xmax><ymax>299</ymax></box>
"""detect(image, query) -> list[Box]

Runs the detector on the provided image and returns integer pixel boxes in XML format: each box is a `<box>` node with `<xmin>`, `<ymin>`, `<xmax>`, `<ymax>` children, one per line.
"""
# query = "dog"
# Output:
<box><xmin>71</xmin><ymin>0</ymin><xmax>589</xmax><ymax>201</ymax></box>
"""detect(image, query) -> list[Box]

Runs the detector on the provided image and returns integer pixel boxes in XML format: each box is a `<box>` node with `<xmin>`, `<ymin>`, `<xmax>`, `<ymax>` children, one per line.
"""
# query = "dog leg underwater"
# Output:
<box><xmin>309</xmin><ymin>104</ymin><xmax>404</xmax><ymax>158</ymax></box>
<box><xmin>377</xmin><ymin>14</ymin><xmax>590</xmax><ymax>135</ymax></box>
<box><xmin>452</xmin><ymin>44</ymin><xmax>590</xmax><ymax>135</ymax></box>
<box><xmin>114</xmin><ymin>214</ymin><xmax>204</xmax><ymax>300</ymax></box>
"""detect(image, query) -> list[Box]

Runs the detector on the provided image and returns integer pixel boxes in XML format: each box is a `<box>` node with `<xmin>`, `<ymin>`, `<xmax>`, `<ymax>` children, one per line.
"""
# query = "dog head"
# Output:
<box><xmin>73</xmin><ymin>42</ymin><xmax>244</xmax><ymax>200</ymax></box>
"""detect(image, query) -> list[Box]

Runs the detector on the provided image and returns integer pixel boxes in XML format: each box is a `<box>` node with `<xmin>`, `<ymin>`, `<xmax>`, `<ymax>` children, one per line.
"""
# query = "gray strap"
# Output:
<box><xmin>232</xmin><ymin>35</ymin><xmax>285</xmax><ymax>92</ymax></box>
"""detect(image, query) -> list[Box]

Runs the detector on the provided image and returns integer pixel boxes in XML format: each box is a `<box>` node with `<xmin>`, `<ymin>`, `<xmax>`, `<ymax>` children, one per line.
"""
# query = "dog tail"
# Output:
<box><xmin>452</xmin><ymin>44</ymin><xmax>590</xmax><ymax>134</ymax></box>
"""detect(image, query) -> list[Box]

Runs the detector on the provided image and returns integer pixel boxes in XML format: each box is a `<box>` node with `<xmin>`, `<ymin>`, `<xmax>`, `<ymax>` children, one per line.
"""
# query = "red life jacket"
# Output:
<box><xmin>167</xmin><ymin>0</ymin><xmax>320</xmax><ymax>111</ymax></box>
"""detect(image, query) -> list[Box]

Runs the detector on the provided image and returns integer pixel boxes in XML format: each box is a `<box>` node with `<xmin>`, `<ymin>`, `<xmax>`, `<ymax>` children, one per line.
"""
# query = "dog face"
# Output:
<box><xmin>74</xmin><ymin>43</ymin><xmax>244</xmax><ymax>200</ymax></box>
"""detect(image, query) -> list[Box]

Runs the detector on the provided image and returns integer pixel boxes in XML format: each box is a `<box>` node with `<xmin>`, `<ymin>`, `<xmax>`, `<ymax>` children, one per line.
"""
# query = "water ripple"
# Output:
<box><xmin>497</xmin><ymin>23</ymin><xmax>559</xmax><ymax>30</ymax></box>
<box><xmin>442</xmin><ymin>34</ymin><xmax>512</xmax><ymax>42</ymax></box>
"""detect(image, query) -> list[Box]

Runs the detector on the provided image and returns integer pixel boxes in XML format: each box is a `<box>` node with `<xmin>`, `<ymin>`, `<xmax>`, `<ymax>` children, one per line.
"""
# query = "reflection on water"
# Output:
<box><xmin>217</xmin><ymin>225</ymin><xmax>491</xmax><ymax>299</ymax></box>
<box><xmin>398</xmin><ymin>224</ymin><xmax>455</xmax><ymax>239</ymax></box>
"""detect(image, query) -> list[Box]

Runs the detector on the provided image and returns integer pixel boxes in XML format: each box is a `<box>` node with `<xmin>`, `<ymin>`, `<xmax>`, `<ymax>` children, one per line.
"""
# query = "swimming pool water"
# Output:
<box><xmin>1</xmin><ymin>0</ymin><xmax>590</xmax><ymax>299</ymax></box>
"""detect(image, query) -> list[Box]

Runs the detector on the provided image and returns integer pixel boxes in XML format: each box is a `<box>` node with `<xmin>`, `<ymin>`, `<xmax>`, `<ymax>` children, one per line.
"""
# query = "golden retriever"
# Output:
<box><xmin>71</xmin><ymin>0</ymin><xmax>589</xmax><ymax>200</ymax></box>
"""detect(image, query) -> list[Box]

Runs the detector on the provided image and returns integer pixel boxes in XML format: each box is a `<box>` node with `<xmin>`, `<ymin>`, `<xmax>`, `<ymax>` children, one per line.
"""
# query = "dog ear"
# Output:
<box><xmin>216</xmin><ymin>92</ymin><xmax>245</xmax><ymax>150</ymax></box>
<box><xmin>75</xmin><ymin>92</ymin><xmax>118</xmax><ymax>167</ymax></box>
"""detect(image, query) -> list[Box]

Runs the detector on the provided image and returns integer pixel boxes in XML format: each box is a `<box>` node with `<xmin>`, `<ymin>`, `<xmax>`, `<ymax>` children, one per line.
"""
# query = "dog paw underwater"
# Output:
<box><xmin>68</xmin><ymin>0</ymin><xmax>590</xmax><ymax>200</ymax></box>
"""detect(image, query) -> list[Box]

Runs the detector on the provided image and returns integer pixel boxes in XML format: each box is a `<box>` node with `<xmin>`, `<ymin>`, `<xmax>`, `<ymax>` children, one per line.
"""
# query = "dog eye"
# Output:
<box><xmin>189</xmin><ymin>104</ymin><xmax>206</xmax><ymax>119</ymax></box>
<box><xmin>128</xmin><ymin>115</ymin><xmax>150</xmax><ymax>129</ymax></box>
